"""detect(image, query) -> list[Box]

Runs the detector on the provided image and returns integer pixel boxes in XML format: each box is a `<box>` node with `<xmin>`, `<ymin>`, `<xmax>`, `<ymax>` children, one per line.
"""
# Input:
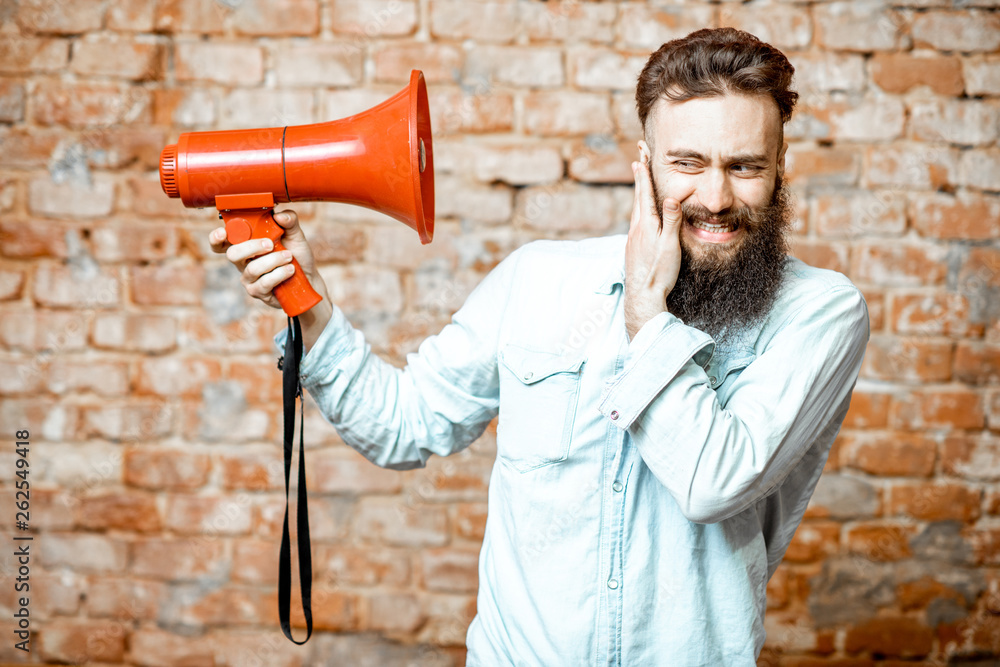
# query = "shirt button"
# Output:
<box><xmin>610</xmin><ymin>410</ymin><xmax>619</xmax><ymax>420</ymax></box>
<box><xmin>612</xmin><ymin>481</ymin><xmax>623</xmax><ymax>492</ymax></box>
<box><xmin>524</xmin><ymin>371</ymin><xmax>533</xmax><ymax>381</ymax></box>
<box><xmin>608</xmin><ymin>578</ymin><xmax>619</xmax><ymax>590</ymax></box>
<box><xmin>709</xmin><ymin>376</ymin><xmax>717</xmax><ymax>385</ymax></box>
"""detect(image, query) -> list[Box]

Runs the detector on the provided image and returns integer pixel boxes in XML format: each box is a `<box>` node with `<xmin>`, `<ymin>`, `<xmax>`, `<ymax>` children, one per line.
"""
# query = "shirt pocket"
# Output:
<box><xmin>497</xmin><ymin>344</ymin><xmax>586</xmax><ymax>473</ymax></box>
<box><xmin>709</xmin><ymin>349</ymin><xmax>756</xmax><ymax>401</ymax></box>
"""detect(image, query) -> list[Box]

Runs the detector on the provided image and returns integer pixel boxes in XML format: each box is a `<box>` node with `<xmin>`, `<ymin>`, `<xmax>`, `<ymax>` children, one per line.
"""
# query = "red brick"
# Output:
<box><xmin>0</xmin><ymin>36</ymin><xmax>69</xmax><ymax>73</ymax></box>
<box><xmin>420</xmin><ymin>547</ymin><xmax>480</xmax><ymax>593</ymax></box>
<box><xmin>308</xmin><ymin>451</ymin><xmax>403</xmax><ymax>494</ymax></box>
<box><xmin>92</xmin><ymin>312</ymin><xmax>177</xmax><ymax>353</ymax></box>
<box><xmin>861</xmin><ymin>336</ymin><xmax>953</xmax><ymax>383</ymax></box>
<box><xmin>846</xmin><ymin>522</ymin><xmax>915</xmax><ymax>562</ymax></box>
<box><xmin>75</xmin><ymin>491</ymin><xmax>161</xmax><ymax>532</ymax></box>
<box><xmin>137</xmin><ymin>357</ymin><xmax>222</xmax><ymax>398</ymax></box>
<box><xmin>784</xmin><ymin>520</ymin><xmax>840</xmax><ymax>563</ymax></box>
<box><xmin>823</xmin><ymin>96</ymin><xmax>906</xmax><ymax>143</ymax></box>
<box><xmin>845</xmin><ymin>617</ymin><xmax>933</xmax><ymax>658</ymax></box>
<box><xmin>988</xmin><ymin>391</ymin><xmax>1000</xmax><ymax>432</ymax></box>
<box><xmin>107</xmin><ymin>0</ymin><xmax>157</xmax><ymax>31</ymax></box>
<box><xmin>155</xmin><ymin>0</ymin><xmax>228</xmax><ymax>33</ymax></box>
<box><xmin>789</xmin><ymin>52</ymin><xmax>866</xmax><ymax>95</ymax></box>
<box><xmin>314</xmin><ymin>544</ymin><xmax>411</xmax><ymax>587</ymax></box>
<box><xmin>0</xmin><ymin>127</ymin><xmax>63</xmax><ymax>169</ymax></box>
<box><xmin>443</xmin><ymin>141</ymin><xmax>563</xmax><ymax>187</ymax></box>
<box><xmin>890</xmin><ymin>292</ymin><xmax>980</xmax><ymax>337</ymax></box>
<box><xmin>911</xmin><ymin>192</ymin><xmax>1000</xmax><ymax>241</ymax></box>
<box><xmin>227</xmin><ymin>360</ymin><xmax>283</xmax><ymax>404</ymax></box>
<box><xmin>286</xmin><ymin>588</ymin><xmax>359</xmax><ymax>632</ymax></box>
<box><xmin>784</xmin><ymin>146</ymin><xmax>860</xmax><ymax>188</ymax></box>
<box><xmin>430</xmin><ymin>1</ymin><xmax>517</xmax><ymax>43</ymax></box>
<box><xmin>30</xmin><ymin>570</ymin><xmax>84</xmax><ymax>619</ymax></box>
<box><xmin>523</xmin><ymin>90</ymin><xmax>612</xmax><ymax>136</ymax></box>
<box><xmin>0</xmin><ymin>267</ymin><xmax>24</xmax><ymax>301</ymax></box>
<box><xmin>814</xmin><ymin>2</ymin><xmax>906</xmax><ymax>52</ymax></box>
<box><xmin>86</xmin><ymin>577</ymin><xmax>165</xmax><ymax>621</ymax></box>
<box><xmin>80</xmin><ymin>402</ymin><xmax>175</xmax><ymax>442</ymax></box>
<box><xmin>987</xmin><ymin>486</ymin><xmax>1000</xmax><ymax>514</ymax></box>
<box><xmin>152</xmin><ymin>88</ymin><xmax>216</xmax><ymax>128</ymax></box>
<box><xmin>515</xmin><ymin>182</ymin><xmax>622</xmax><ymax>233</ymax></box>
<box><xmin>788</xmin><ymin>238</ymin><xmax>849</xmax><ymax>274</ymax></box>
<box><xmin>964</xmin><ymin>55</ymin><xmax>1000</xmax><ymax>96</ymax></box>
<box><xmin>174</xmin><ymin>41</ymin><xmax>264</xmax><ymax>86</ymax></box>
<box><xmin>454</xmin><ymin>502</ymin><xmax>488</xmax><ymax>541</ymax></box>
<box><xmin>354</xmin><ymin>499</ymin><xmax>449</xmax><ymax>547</ymax></box>
<box><xmin>124</xmin><ymin>447</ymin><xmax>211</xmax><ymax>490</ymax></box>
<box><xmin>841</xmin><ymin>432</ymin><xmax>937</xmax><ymax>477</ymax></box>
<box><xmin>90</xmin><ymin>224</ymin><xmax>179</xmax><ymax>264</ymax></box>
<box><xmin>81</xmin><ymin>127</ymin><xmax>166</xmax><ymax>170</ymax></box>
<box><xmin>912</xmin><ymin>9</ymin><xmax>1000</xmax><ymax>52</ymax></box>
<box><xmin>569</xmin><ymin>138</ymin><xmax>633</xmax><ymax>184</ymax></box>
<box><xmin>941</xmin><ymin>434</ymin><xmax>1000</xmax><ymax>482</ymax></box>
<box><xmin>221</xmin><ymin>88</ymin><xmax>317</xmax><ymax>129</ymax></box>
<box><xmin>218</xmin><ymin>447</ymin><xmax>283</xmax><ymax>491</ymax></box>
<box><xmin>0</xmin><ymin>80</ymin><xmax>25</xmax><ymax>123</ymax></box>
<box><xmin>33</xmin><ymin>262</ymin><xmax>122</xmax><ymax>309</ymax></box>
<box><xmin>430</xmin><ymin>88</ymin><xmax>514</xmax><ymax>135</ymax></box>
<box><xmin>719</xmin><ymin>3</ymin><xmax>812</xmax><ymax>50</ymax></box>
<box><xmin>130</xmin><ymin>262</ymin><xmax>205</xmax><ymax>305</ymax></box>
<box><xmin>890</xmin><ymin>482</ymin><xmax>981</xmax><ymax>522</ymax></box>
<box><xmin>0</xmin><ymin>310</ymin><xmax>88</xmax><ymax>351</ymax></box>
<box><xmin>859</xmin><ymin>287</ymin><xmax>884</xmax><ymax>332</ymax></box>
<box><xmin>47</xmin><ymin>360</ymin><xmax>129</xmax><ymax>396</ymax></box>
<box><xmin>811</xmin><ymin>190</ymin><xmax>907</xmax><ymax>238</ymax></box>
<box><xmin>38</xmin><ymin>618</ymin><xmax>125</xmax><ymax>664</ymax></box>
<box><xmin>38</xmin><ymin>533</ymin><xmax>128</xmax><ymax>573</ymax></box>
<box><xmin>843</xmin><ymin>392</ymin><xmax>891</xmax><ymax>429</ymax></box>
<box><xmin>434</xmin><ymin>176</ymin><xmax>514</xmax><ymax>225</ymax></box>
<box><xmin>570</xmin><ymin>47</ymin><xmax>645</xmax><ymax>91</ymax></box>
<box><xmin>851</xmin><ymin>243</ymin><xmax>949</xmax><ymax>288</ymax></box>
<box><xmin>958</xmin><ymin>342</ymin><xmax>1000</xmax><ymax>384</ymax></box>
<box><xmin>897</xmin><ymin>576</ymin><xmax>967</xmax><ymax>611</ymax></box>
<box><xmin>864</xmin><ymin>143</ymin><xmax>959</xmax><ymax>190</ymax></box>
<box><xmin>966</xmin><ymin>527</ymin><xmax>1000</xmax><ymax>566</ymax></box>
<box><xmin>231</xmin><ymin>0</ymin><xmax>320</xmax><ymax>36</ymax></box>
<box><xmin>32</xmin><ymin>81</ymin><xmax>151</xmax><ymax>128</ymax></box>
<box><xmin>331</xmin><ymin>0</ymin><xmax>416</xmax><ymax>37</ymax></box>
<box><xmin>367</xmin><ymin>592</ymin><xmax>425</xmax><ymax>633</ymax></box>
<box><xmin>375</xmin><ymin>43</ymin><xmax>463</xmax><ymax>85</ymax></box>
<box><xmin>177</xmin><ymin>311</ymin><xmax>278</xmax><ymax>355</ymax></box>
<box><xmin>273</xmin><ymin>43</ymin><xmax>364</xmax><ymax>87</ymax></box>
<box><xmin>0</xmin><ymin>358</ymin><xmax>45</xmax><ymax>395</ymax></box>
<box><xmin>910</xmin><ymin>99</ymin><xmax>999</xmax><ymax>147</ymax></box>
<box><xmin>468</xmin><ymin>45</ymin><xmax>565</xmax><ymax>88</ymax></box>
<box><xmin>70</xmin><ymin>37</ymin><xmax>164</xmax><ymax>80</ymax></box>
<box><xmin>131</xmin><ymin>537</ymin><xmax>229</xmax><ymax>581</ymax></box>
<box><xmin>889</xmin><ymin>387</ymin><xmax>984</xmax><ymax>430</ymax></box>
<box><xmin>871</xmin><ymin>53</ymin><xmax>964</xmax><ymax>95</ymax></box>
<box><xmin>959</xmin><ymin>148</ymin><xmax>1000</xmax><ymax>192</ymax></box>
<box><xmin>616</xmin><ymin>4</ymin><xmax>716</xmax><ymax>50</ymax></box>
<box><xmin>15</xmin><ymin>0</ymin><xmax>105</xmax><ymax>34</ymax></box>
<box><xmin>519</xmin><ymin>2</ymin><xmax>615</xmax><ymax>44</ymax></box>
<box><xmin>613</xmin><ymin>91</ymin><xmax>643</xmax><ymax>140</ymax></box>
<box><xmin>179</xmin><ymin>397</ymin><xmax>271</xmax><ymax>444</ymax></box>
<box><xmin>128</xmin><ymin>630</ymin><xmax>215</xmax><ymax>667</ymax></box>
<box><xmin>164</xmin><ymin>494</ymin><xmax>252</xmax><ymax>535</ymax></box>
<box><xmin>231</xmin><ymin>539</ymin><xmax>279</xmax><ymax>585</ymax></box>
<box><xmin>28</xmin><ymin>177</ymin><xmax>116</xmax><ymax>219</ymax></box>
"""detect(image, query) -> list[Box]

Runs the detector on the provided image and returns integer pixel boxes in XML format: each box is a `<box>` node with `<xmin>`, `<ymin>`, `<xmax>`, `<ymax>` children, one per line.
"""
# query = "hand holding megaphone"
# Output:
<box><xmin>209</xmin><ymin>208</ymin><xmax>330</xmax><ymax>319</ymax></box>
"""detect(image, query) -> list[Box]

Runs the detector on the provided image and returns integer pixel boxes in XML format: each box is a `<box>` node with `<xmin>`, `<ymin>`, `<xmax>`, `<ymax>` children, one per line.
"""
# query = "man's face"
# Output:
<box><xmin>642</xmin><ymin>92</ymin><xmax>787</xmax><ymax>263</ymax></box>
<box><xmin>641</xmin><ymin>92</ymin><xmax>793</xmax><ymax>343</ymax></box>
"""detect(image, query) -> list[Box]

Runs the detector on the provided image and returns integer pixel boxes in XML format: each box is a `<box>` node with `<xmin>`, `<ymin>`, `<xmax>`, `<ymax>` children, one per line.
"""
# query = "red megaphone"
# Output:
<box><xmin>159</xmin><ymin>70</ymin><xmax>434</xmax><ymax>317</ymax></box>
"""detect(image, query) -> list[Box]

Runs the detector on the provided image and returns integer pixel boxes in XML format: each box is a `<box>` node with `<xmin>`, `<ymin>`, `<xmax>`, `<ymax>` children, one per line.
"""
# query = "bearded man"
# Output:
<box><xmin>212</xmin><ymin>27</ymin><xmax>869</xmax><ymax>666</ymax></box>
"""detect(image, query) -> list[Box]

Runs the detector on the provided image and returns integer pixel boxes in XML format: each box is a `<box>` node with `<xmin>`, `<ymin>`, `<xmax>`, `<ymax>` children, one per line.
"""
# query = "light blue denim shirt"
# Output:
<box><xmin>283</xmin><ymin>234</ymin><xmax>869</xmax><ymax>666</ymax></box>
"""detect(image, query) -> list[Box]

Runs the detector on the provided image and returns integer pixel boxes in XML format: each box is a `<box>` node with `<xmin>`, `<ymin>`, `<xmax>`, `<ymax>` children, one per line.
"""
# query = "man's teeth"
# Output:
<box><xmin>690</xmin><ymin>219</ymin><xmax>737</xmax><ymax>233</ymax></box>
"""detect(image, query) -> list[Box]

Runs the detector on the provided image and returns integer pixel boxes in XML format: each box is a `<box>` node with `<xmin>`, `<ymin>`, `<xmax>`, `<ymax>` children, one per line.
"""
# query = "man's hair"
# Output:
<box><xmin>636</xmin><ymin>27</ymin><xmax>798</xmax><ymax>135</ymax></box>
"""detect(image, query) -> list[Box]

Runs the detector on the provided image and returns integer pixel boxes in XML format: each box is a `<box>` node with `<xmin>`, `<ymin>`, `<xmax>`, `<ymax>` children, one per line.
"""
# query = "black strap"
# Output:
<box><xmin>278</xmin><ymin>315</ymin><xmax>312</xmax><ymax>644</ymax></box>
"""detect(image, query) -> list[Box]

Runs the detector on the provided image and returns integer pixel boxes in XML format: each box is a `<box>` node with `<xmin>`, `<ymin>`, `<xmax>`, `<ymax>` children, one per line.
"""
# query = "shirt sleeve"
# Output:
<box><xmin>275</xmin><ymin>249</ymin><xmax>522</xmax><ymax>470</ymax></box>
<box><xmin>598</xmin><ymin>284</ymin><xmax>870</xmax><ymax>524</ymax></box>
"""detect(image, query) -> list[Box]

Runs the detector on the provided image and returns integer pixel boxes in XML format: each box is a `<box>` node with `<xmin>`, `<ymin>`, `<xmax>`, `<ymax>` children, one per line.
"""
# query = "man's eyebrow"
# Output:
<box><xmin>664</xmin><ymin>149</ymin><xmax>771</xmax><ymax>164</ymax></box>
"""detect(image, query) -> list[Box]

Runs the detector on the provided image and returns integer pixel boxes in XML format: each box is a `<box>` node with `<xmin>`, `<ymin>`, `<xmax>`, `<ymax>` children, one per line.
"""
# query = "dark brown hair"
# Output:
<box><xmin>636</xmin><ymin>27</ymin><xmax>798</xmax><ymax>134</ymax></box>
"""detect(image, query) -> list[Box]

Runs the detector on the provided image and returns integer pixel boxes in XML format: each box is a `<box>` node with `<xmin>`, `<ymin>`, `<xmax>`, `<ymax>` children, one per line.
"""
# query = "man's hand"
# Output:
<box><xmin>624</xmin><ymin>150</ymin><xmax>683</xmax><ymax>341</ymax></box>
<box><xmin>209</xmin><ymin>209</ymin><xmax>333</xmax><ymax>351</ymax></box>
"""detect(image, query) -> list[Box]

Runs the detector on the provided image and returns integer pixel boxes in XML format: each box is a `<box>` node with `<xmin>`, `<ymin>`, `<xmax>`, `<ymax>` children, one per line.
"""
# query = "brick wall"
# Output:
<box><xmin>0</xmin><ymin>0</ymin><xmax>998</xmax><ymax>664</ymax></box>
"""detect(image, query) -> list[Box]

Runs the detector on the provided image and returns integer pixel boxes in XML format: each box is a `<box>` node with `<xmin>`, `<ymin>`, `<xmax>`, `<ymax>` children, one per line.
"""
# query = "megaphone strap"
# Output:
<box><xmin>278</xmin><ymin>315</ymin><xmax>313</xmax><ymax>644</ymax></box>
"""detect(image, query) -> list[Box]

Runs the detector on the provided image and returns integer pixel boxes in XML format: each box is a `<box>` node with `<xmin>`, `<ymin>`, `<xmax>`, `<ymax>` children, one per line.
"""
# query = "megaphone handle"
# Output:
<box><xmin>221</xmin><ymin>208</ymin><xmax>324</xmax><ymax>317</ymax></box>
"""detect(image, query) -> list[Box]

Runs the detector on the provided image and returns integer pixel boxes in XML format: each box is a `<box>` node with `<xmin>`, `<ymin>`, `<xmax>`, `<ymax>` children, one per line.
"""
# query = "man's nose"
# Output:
<box><xmin>698</xmin><ymin>170</ymin><xmax>735</xmax><ymax>214</ymax></box>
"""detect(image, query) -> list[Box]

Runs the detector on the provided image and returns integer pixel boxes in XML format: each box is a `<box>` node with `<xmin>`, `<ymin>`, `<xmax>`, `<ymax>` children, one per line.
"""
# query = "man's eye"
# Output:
<box><xmin>732</xmin><ymin>165</ymin><xmax>759</xmax><ymax>173</ymax></box>
<box><xmin>675</xmin><ymin>161</ymin><xmax>697</xmax><ymax>169</ymax></box>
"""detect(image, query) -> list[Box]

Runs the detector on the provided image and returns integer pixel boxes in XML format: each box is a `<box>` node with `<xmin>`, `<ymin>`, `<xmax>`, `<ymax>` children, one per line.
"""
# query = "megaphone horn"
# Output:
<box><xmin>158</xmin><ymin>69</ymin><xmax>434</xmax><ymax>317</ymax></box>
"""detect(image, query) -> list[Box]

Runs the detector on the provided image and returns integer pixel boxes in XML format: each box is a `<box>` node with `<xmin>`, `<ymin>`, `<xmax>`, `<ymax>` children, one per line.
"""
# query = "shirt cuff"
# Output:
<box><xmin>599</xmin><ymin>312</ymin><xmax>714</xmax><ymax>430</ymax></box>
<box><xmin>272</xmin><ymin>305</ymin><xmax>355</xmax><ymax>387</ymax></box>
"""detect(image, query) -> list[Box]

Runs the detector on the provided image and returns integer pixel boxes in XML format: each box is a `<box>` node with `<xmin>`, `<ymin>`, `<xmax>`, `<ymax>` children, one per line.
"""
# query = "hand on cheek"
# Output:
<box><xmin>624</xmin><ymin>147</ymin><xmax>684</xmax><ymax>342</ymax></box>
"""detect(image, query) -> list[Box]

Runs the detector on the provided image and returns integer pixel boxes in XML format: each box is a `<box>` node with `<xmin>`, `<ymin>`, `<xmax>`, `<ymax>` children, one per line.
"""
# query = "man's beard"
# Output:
<box><xmin>651</xmin><ymin>176</ymin><xmax>793</xmax><ymax>347</ymax></box>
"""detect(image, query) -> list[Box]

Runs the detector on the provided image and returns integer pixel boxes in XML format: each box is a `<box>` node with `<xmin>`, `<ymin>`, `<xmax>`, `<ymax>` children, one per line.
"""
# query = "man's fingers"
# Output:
<box><xmin>209</xmin><ymin>227</ymin><xmax>229</xmax><ymax>254</ymax></box>
<box><xmin>660</xmin><ymin>197</ymin><xmax>683</xmax><ymax>235</ymax></box>
<box><xmin>226</xmin><ymin>237</ymin><xmax>274</xmax><ymax>266</ymax></box>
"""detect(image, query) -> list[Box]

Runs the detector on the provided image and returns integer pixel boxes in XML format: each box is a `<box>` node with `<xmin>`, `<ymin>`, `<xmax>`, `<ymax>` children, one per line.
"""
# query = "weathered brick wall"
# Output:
<box><xmin>0</xmin><ymin>0</ymin><xmax>997</xmax><ymax>664</ymax></box>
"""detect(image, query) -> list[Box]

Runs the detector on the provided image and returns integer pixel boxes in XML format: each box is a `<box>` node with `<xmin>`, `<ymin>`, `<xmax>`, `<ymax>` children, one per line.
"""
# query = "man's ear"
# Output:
<box><xmin>776</xmin><ymin>139</ymin><xmax>788</xmax><ymax>180</ymax></box>
<box><xmin>638</xmin><ymin>139</ymin><xmax>651</xmax><ymax>165</ymax></box>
